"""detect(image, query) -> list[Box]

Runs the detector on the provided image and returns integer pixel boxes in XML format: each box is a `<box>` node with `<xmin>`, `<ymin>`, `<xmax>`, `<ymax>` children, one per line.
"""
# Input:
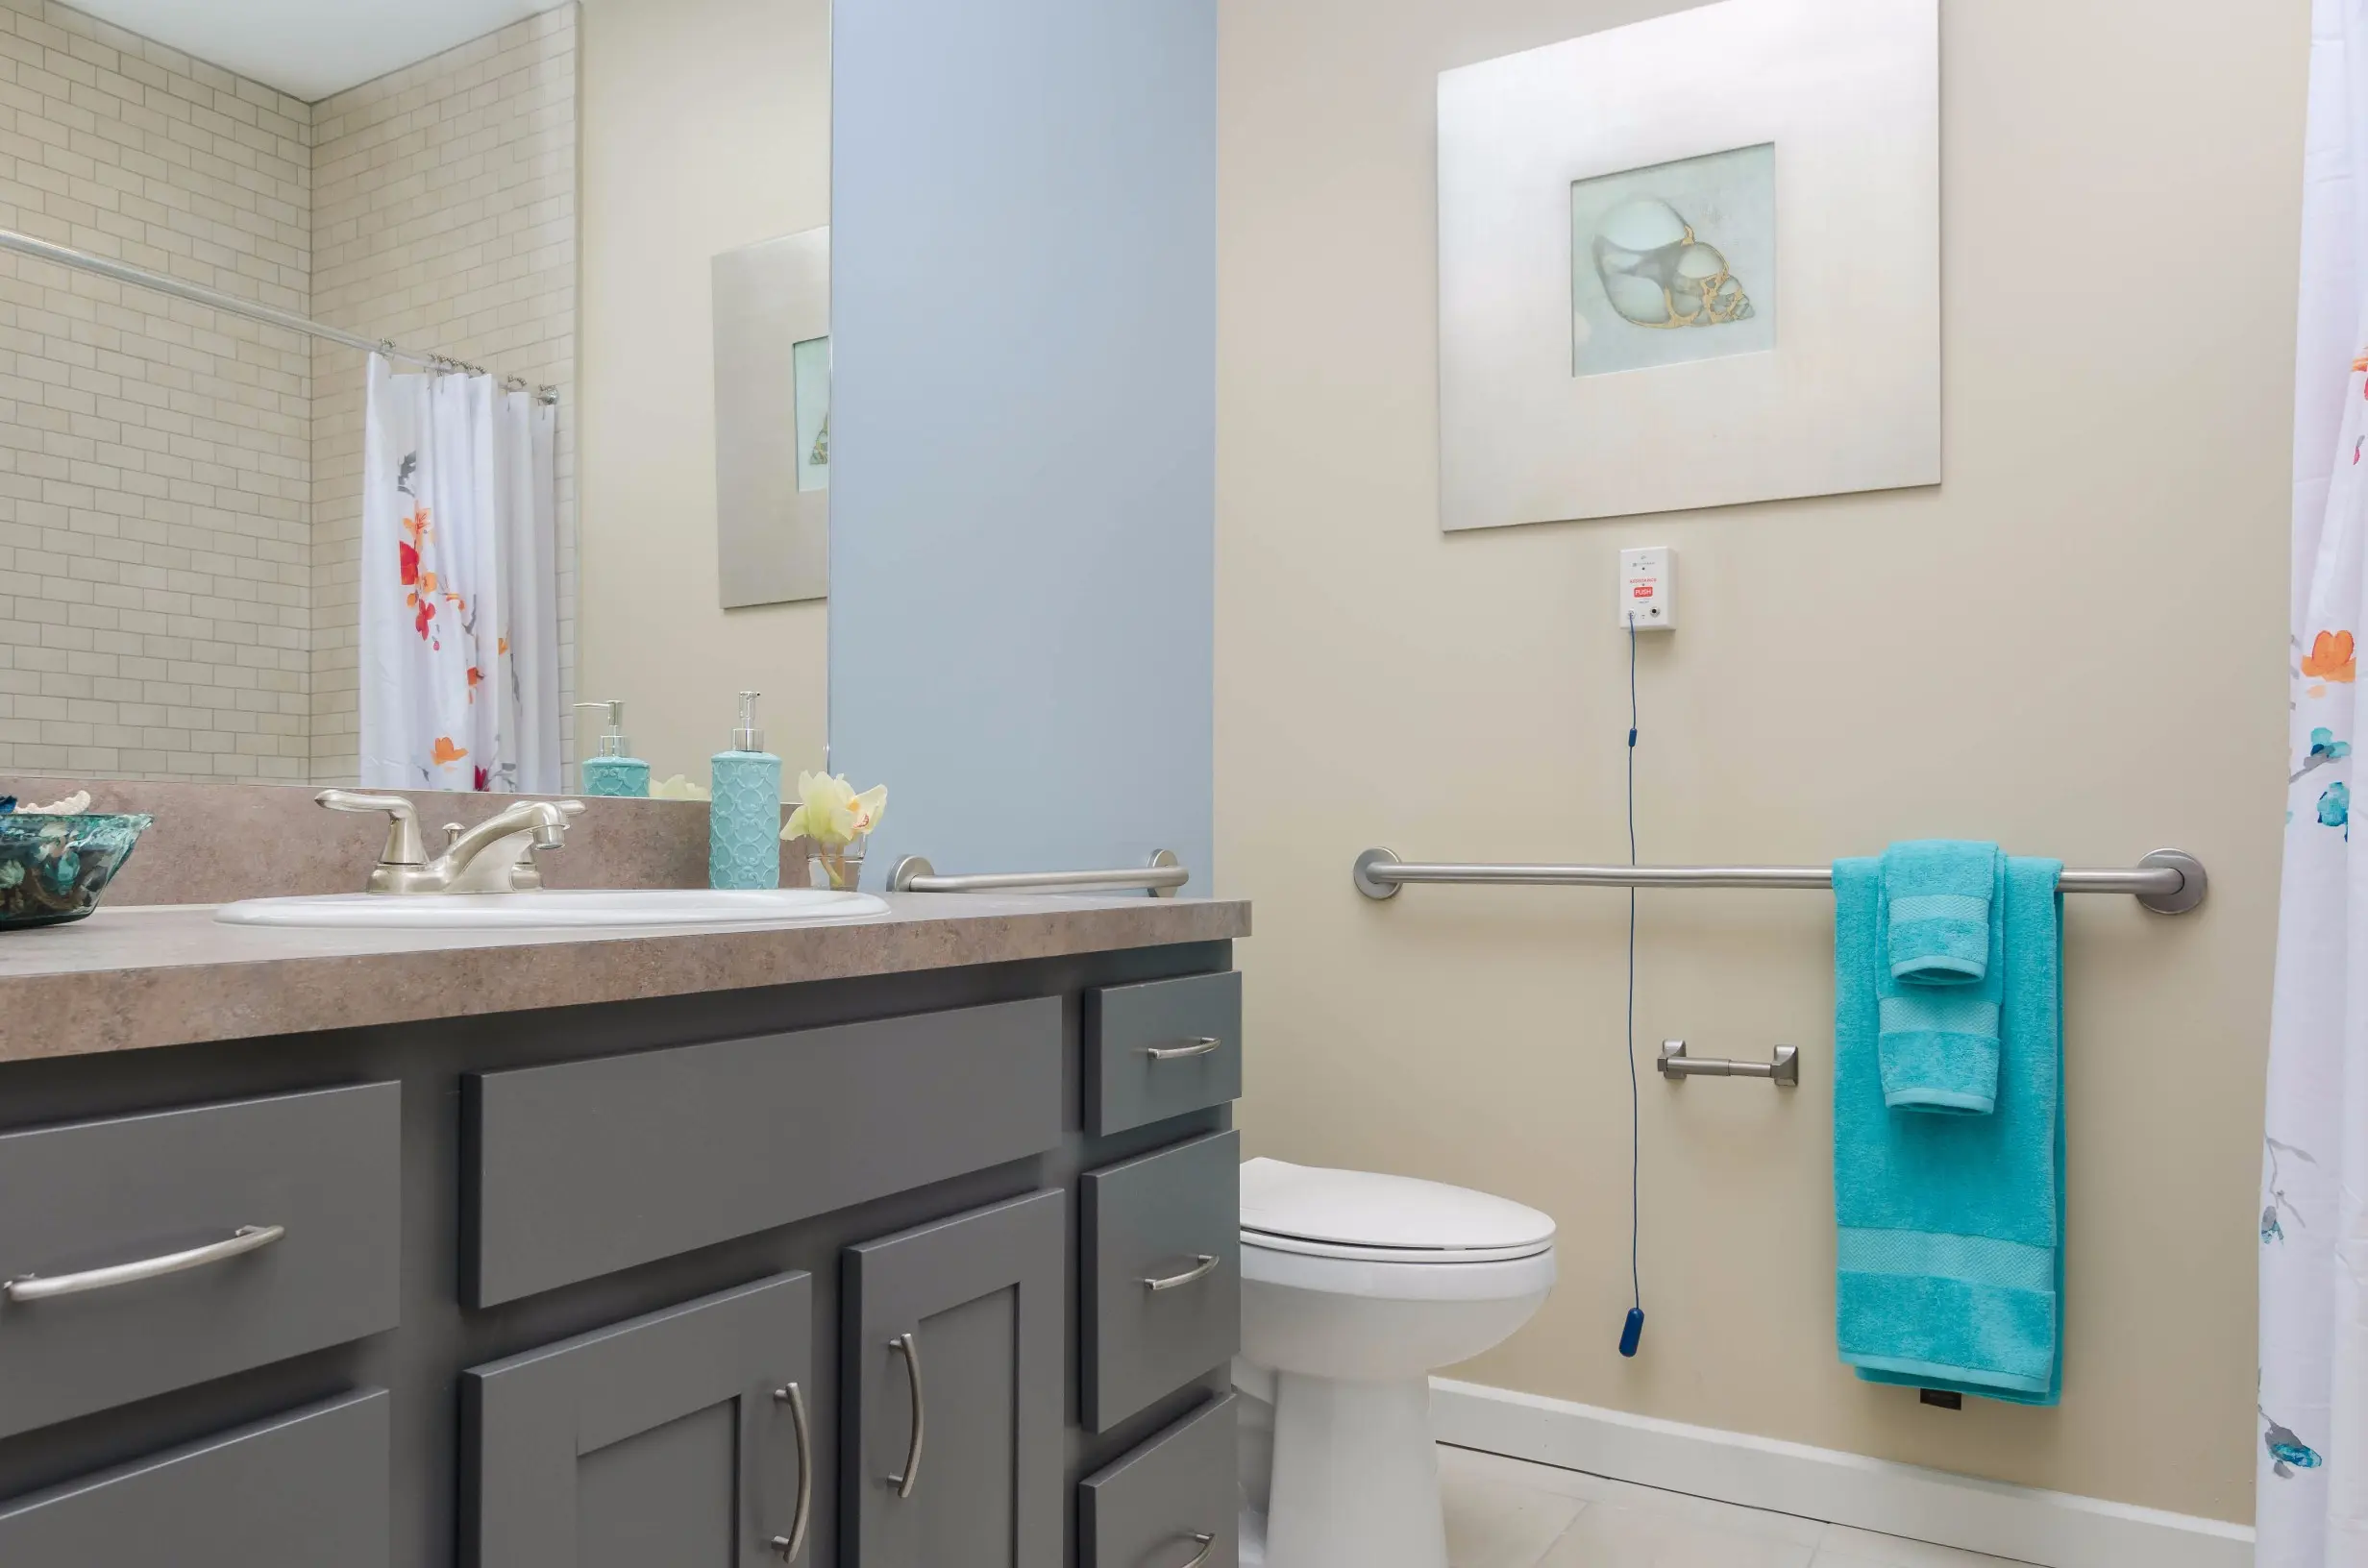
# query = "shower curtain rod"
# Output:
<box><xmin>0</xmin><ymin>226</ymin><xmax>559</xmax><ymax>404</ymax></box>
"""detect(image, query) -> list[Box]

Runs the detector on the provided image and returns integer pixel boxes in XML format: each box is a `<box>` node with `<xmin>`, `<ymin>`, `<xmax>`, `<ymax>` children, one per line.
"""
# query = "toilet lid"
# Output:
<box><xmin>1239</xmin><ymin>1158</ymin><xmax>1556</xmax><ymax>1258</ymax></box>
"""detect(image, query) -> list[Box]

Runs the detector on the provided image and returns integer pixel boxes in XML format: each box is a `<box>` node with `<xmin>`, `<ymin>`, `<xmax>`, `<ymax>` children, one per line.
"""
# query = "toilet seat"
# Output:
<box><xmin>1240</xmin><ymin>1234</ymin><xmax>1557</xmax><ymax>1303</ymax></box>
<box><xmin>1238</xmin><ymin>1158</ymin><xmax>1557</xmax><ymax>1301</ymax></box>
<box><xmin>1240</xmin><ymin>1157</ymin><xmax>1556</xmax><ymax>1262</ymax></box>
<box><xmin>1240</xmin><ymin>1230</ymin><xmax>1551</xmax><ymax>1264</ymax></box>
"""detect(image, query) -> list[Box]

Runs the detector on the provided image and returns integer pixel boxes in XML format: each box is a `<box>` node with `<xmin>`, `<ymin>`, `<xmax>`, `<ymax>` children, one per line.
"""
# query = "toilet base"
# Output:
<box><xmin>1264</xmin><ymin>1371</ymin><xmax>1445</xmax><ymax>1568</ymax></box>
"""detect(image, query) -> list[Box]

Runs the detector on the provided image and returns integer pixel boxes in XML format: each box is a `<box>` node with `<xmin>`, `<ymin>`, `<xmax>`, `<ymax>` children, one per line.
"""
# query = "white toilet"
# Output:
<box><xmin>1231</xmin><ymin>1158</ymin><xmax>1558</xmax><ymax>1568</ymax></box>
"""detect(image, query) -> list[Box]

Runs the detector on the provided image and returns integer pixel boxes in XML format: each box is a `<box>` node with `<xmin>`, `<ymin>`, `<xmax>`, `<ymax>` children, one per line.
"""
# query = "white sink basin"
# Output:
<box><xmin>214</xmin><ymin>887</ymin><xmax>892</xmax><ymax>930</ymax></box>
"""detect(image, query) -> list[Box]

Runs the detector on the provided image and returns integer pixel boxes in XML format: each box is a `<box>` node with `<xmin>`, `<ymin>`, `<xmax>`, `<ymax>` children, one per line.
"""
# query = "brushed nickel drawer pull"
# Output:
<box><xmin>768</xmin><ymin>1381</ymin><xmax>812</xmax><ymax>1559</ymax></box>
<box><xmin>1174</xmin><ymin>1532</ymin><xmax>1217</xmax><ymax>1567</ymax></box>
<box><xmin>1142</xmin><ymin>1254</ymin><xmax>1221</xmax><ymax>1292</ymax></box>
<box><xmin>1143</xmin><ymin>1037</ymin><xmax>1222</xmax><ymax>1061</ymax></box>
<box><xmin>4</xmin><ymin>1224</ymin><xmax>285</xmax><ymax>1304</ymax></box>
<box><xmin>885</xmin><ymin>1333</ymin><xmax>924</xmax><ymax>1499</ymax></box>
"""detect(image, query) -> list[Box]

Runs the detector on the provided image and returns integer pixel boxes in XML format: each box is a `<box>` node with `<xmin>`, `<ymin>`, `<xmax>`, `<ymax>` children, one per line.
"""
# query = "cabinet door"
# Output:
<box><xmin>842</xmin><ymin>1189</ymin><xmax>1064</xmax><ymax>1568</ymax></box>
<box><xmin>465</xmin><ymin>1273</ymin><xmax>815</xmax><ymax>1568</ymax></box>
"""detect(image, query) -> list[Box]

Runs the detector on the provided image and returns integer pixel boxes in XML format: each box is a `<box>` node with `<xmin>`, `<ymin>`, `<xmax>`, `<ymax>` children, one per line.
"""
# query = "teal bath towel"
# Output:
<box><xmin>1876</xmin><ymin>847</ymin><xmax>2006</xmax><ymax>1114</ymax></box>
<box><xmin>1883</xmin><ymin>840</ymin><xmax>1999</xmax><ymax>983</ymax></box>
<box><xmin>1834</xmin><ymin>855</ymin><xmax>2063</xmax><ymax>1406</ymax></box>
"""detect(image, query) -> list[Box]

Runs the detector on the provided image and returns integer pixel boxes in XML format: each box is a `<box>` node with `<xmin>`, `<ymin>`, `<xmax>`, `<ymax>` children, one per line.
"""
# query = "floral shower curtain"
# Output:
<box><xmin>358</xmin><ymin>353</ymin><xmax>559</xmax><ymax>793</ymax></box>
<box><xmin>2264</xmin><ymin>2</ymin><xmax>2368</xmax><ymax>1560</ymax></box>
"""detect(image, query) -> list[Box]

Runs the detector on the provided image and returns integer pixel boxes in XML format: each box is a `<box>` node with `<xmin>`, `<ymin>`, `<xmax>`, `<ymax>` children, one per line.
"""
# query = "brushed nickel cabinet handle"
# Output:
<box><xmin>885</xmin><ymin>1333</ymin><xmax>924</xmax><ymax>1499</ymax></box>
<box><xmin>1174</xmin><ymin>1532</ymin><xmax>1217</xmax><ymax>1567</ymax></box>
<box><xmin>768</xmin><ymin>1381</ymin><xmax>812</xmax><ymax>1560</ymax></box>
<box><xmin>4</xmin><ymin>1224</ymin><xmax>285</xmax><ymax>1304</ymax></box>
<box><xmin>1142</xmin><ymin>1254</ymin><xmax>1221</xmax><ymax>1292</ymax></box>
<box><xmin>1143</xmin><ymin>1037</ymin><xmax>1221</xmax><ymax>1061</ymax></box>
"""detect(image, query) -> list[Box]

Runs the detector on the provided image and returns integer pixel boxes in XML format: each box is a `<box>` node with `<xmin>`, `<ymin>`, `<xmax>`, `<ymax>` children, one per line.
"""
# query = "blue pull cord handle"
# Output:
<box><xmin>1619</xmin><ymin>1307</ymin><xmax>1645</xmax><ymax>1359</ymax></box>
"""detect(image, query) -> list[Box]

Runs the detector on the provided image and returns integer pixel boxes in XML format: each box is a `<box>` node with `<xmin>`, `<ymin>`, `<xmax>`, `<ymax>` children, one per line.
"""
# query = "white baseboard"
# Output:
<box><xmin>1429</xmin><ymin>1378</ymin><xmax>2253</xmax><ymax>1568</ymax></box>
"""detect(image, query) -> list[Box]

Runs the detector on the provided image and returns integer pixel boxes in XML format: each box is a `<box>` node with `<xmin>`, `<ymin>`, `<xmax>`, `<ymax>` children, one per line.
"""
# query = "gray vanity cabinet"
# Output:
<box><xmin>841</xmin><ymin>1188</ymin><xmax>1066</xmax><ymax>1568</ymax></box>
<box><xmin>0</xmin><ymin>1388</ymin><xmax>391</xmax><ymax>1567</ymax></box>
<box><xmin>1079</xmin><ymin>1394</ymin><xmax>1239</xmax><ymax>1568</ymax></box>
<box><xmin>0</xmin><ymin>939</ymin><xmax>1241</xmax><ymax>1568</ymax></box>
<box><xmin>464</xmin><ymin>1273</ymin><xmax>815</xmax><ymax>1568</ymax></box>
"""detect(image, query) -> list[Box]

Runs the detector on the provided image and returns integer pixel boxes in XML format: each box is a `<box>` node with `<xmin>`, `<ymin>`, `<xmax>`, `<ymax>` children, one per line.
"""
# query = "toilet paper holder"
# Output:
<box><xmin>1657</xmin><ymin>1040</ymin><xmax>1799</xmax><ymax>1088</ymax></box>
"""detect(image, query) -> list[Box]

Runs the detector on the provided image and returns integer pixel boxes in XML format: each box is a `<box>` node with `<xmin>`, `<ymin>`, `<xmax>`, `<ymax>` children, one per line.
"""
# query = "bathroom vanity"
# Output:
<box><xmin>0</xmin><ymin>887</ymin><xmax>1248</xmax><ymax>1568</ymax></box>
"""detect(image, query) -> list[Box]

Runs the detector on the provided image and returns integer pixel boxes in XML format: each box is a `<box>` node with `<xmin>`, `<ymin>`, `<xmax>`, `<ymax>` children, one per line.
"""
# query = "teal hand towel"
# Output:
<box><xmin>1875</xmin><ymin>853</ymin><xmax>2006</xmax><ymax>1114</ymax></box>
<box><xmin>1834</xmin><ymin>856</ymin><xmax>2063</xmax><ymax>1406</ymax></box>
<box><xmin>1883</xmin><ymin>840</ymin><xmax>1999</xmax><ymax>984</ymax></box>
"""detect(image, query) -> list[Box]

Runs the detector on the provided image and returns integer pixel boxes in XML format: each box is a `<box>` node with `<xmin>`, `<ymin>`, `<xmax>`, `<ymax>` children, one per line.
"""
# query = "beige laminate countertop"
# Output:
<box><xmin>0</xmin><ymin>894</ymin><xmax>1249</xmax><ymax>1063</ymax></box>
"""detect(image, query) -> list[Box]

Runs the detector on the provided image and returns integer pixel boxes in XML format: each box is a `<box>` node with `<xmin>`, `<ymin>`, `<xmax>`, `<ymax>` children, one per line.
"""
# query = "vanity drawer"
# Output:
<box><xmin>1084</xmin><ymin>970</ymin><xmax>1242</xmax><ymax>1136</ymax></box>
<box><xmin>1080</xmin><ymin>1393</ymin><xmax>1238</xmax><ymax>1568</ymax></box>
<box><xmin>466</xmin><ymin>996</ymin><xmax>1063</xmax><ymax>1306</ymax></box>
<box><xmin>1080</xmin><ymin>1130</ymin><xmax>1241</xmax><ymax>1432</ymax></box>
<box><xmin>0</xmin><ymin>1082</ymin><xmax>401</xmax><ymax>1441</ymax></box>
<box><xmin>0</xmin><ymin>1389</ymin><xmax>389</xmax><ymax>1566</ymax></box>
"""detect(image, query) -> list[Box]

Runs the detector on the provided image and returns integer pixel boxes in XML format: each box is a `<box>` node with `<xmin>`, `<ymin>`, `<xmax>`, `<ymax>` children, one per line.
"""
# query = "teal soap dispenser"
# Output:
<box><xmin>709</xmin><ymin>690</ymin><xmax>783</xmax><ymax>889</ymax></box>
<box><xmin>572</xmin><ymin>700</ymin><xmax>650</xmax><ymax>796</ymax></box>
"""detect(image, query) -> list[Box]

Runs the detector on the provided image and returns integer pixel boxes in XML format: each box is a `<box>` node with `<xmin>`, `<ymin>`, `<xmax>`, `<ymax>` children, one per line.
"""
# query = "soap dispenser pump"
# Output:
<box><xmin>709</xmin><ymin>690</ymin><xmax>783</xmax><ymax>889</ymax></box>
<box><xmin>572</xmin><ymin>700</ymin><xmax>651</xmax><ymax>797</ymax></box>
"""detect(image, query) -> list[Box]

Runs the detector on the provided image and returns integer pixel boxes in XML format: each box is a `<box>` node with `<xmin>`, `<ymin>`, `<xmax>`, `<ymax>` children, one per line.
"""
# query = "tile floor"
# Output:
<box><xmin>1438</xmin><ymin>1444</ymin><xmax>2037</xmax><ymax>1568</ymax></box>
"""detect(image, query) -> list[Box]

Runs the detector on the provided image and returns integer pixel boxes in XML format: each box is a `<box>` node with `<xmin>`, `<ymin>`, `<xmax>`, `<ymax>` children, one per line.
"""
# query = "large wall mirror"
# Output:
<box><xmin>0</xmin><ymin>0</ymin><xmax>831</xmax><ymax>793</ymax></box>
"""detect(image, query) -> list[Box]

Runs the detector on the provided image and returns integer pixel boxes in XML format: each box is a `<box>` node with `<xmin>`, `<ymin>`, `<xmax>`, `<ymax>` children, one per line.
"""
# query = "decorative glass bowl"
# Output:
<box><xmin>0</xmin><ymin>813</ymin><xmax>153</xmax><ymax>929</ymax></box>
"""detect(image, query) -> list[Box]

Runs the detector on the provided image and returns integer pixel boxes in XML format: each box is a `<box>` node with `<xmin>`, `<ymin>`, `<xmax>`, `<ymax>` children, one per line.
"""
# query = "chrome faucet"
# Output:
<box><xmin>316</xmin><ymin>790</ymin><xmax>584</xmax><ymax>895</ymax></box>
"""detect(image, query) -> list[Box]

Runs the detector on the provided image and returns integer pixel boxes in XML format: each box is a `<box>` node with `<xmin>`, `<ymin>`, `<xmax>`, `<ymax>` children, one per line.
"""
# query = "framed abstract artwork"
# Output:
<box><xmin>1436</xmin><ymin>0</ymin><xmax>1939</xmax><ymax>530</ymax></box>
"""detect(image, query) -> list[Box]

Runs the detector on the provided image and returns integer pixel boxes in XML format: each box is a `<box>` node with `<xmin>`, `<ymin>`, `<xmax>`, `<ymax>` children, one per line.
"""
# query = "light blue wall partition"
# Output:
<box><xmin>828</xmin><ymin>0</ymin><xmax>1217</xmax><ymax>891</ymax></box>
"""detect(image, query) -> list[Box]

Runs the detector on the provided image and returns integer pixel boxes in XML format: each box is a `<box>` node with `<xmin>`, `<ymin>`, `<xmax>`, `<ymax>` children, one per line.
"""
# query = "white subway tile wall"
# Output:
<box><xmin>0</xmin><ymin>0</ymin><xmax>577</xmax><ymax>785</ymax></box>
<box><xmin>0</xmin><ymin>0</ymin><xmax>313</xmax><ymax>781</ymax></box>
<box><xmin>308</xmin><ymin>7</ymin><xmax>578</xmax><ymax>785</ymax></box>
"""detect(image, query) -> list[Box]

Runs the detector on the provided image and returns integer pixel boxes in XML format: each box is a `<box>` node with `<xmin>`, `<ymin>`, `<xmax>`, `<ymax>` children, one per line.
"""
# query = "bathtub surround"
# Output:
<box><xmin>1218</xmin><ymin>0</ymin><xmax>2294</xmax><ymax>1530</ymax></box>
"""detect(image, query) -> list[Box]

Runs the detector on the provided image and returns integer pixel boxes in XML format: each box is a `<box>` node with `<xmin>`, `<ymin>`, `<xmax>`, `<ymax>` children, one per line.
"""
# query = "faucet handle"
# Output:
<box><xmin>316</xmin><ymin>790</ymin><xmax>426</xmax><ymax>868</ymax></box>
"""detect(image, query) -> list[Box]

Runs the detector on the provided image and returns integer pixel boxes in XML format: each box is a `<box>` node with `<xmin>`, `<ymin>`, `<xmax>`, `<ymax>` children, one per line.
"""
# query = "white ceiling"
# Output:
<box><xmin>66</xmin><ymin>0</ymin><xmax>573</xmax><ymax>103</ymax></box>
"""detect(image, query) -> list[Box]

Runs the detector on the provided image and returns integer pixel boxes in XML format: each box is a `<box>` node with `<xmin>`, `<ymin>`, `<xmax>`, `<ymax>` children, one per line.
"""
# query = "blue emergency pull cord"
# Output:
<box><xmin>1619</xmin><ymin>618</ymin><xmax>1645</xmax><ymax>1359</ymax></box>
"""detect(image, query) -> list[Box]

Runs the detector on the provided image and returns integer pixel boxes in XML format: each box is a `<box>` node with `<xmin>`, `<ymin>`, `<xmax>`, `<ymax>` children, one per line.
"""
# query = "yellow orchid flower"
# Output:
<box><xmin>781</xmin><ymin>771</ymin><xmax>887</xmax><ymax>845</ymax></box>
<box><xmin>650</xmin><ymin>774</ymin><xmax>710</xmax><ymax>801</ymax></box>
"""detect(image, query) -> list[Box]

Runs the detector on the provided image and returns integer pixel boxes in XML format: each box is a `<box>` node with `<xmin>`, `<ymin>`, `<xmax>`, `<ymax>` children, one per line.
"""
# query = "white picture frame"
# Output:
<box><xmin>1436</xmin><ymin>0</ymin><xmax>1940</xmax><ymax>531</ymax></box>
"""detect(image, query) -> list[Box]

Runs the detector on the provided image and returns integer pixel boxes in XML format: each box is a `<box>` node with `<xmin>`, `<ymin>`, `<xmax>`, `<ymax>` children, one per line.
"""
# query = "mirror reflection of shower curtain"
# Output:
<box><xmin>358</xmin><ymin>353</ymin><xmax>560</xmax><ymax>792</ymax></box>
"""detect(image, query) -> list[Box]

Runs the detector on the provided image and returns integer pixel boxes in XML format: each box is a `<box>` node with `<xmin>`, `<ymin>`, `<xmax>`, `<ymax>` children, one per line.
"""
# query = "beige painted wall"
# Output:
<box><xmin>578</xmin><ymin>0</ymin><xmax>828</xmax><ymax>788</ymax></box>
<box><xmin>1216</xmin><ymin>0</ymin><xmax>2305</xmax><ymax>1524</ymax></box>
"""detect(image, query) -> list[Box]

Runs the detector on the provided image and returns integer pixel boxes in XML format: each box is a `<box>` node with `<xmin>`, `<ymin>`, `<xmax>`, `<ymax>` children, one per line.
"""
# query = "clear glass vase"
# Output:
<box><xmin>805</xmin><ymin>839</ymin><xmax>867</xmax><ymax>891</ymax></box>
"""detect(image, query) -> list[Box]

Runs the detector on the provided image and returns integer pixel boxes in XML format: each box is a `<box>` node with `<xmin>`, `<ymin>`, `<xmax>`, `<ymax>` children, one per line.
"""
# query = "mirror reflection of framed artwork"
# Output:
<box><xmin>714</xmin><ymin>226</ymin><xmax>830</xmax><ymax>606</ymax></box>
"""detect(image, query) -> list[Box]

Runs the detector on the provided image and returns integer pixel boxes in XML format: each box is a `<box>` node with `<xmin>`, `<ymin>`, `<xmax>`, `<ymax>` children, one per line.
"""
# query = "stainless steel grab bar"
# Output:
<box><xmin>1351</xmin><ymin>846</ymin><xmax>2208</xmax><ymax>916</ymax></box>
<box><xmin>888</xmin><ymin>849</ymin><xmax>1187</xmax><ymax>897</ymax></box>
